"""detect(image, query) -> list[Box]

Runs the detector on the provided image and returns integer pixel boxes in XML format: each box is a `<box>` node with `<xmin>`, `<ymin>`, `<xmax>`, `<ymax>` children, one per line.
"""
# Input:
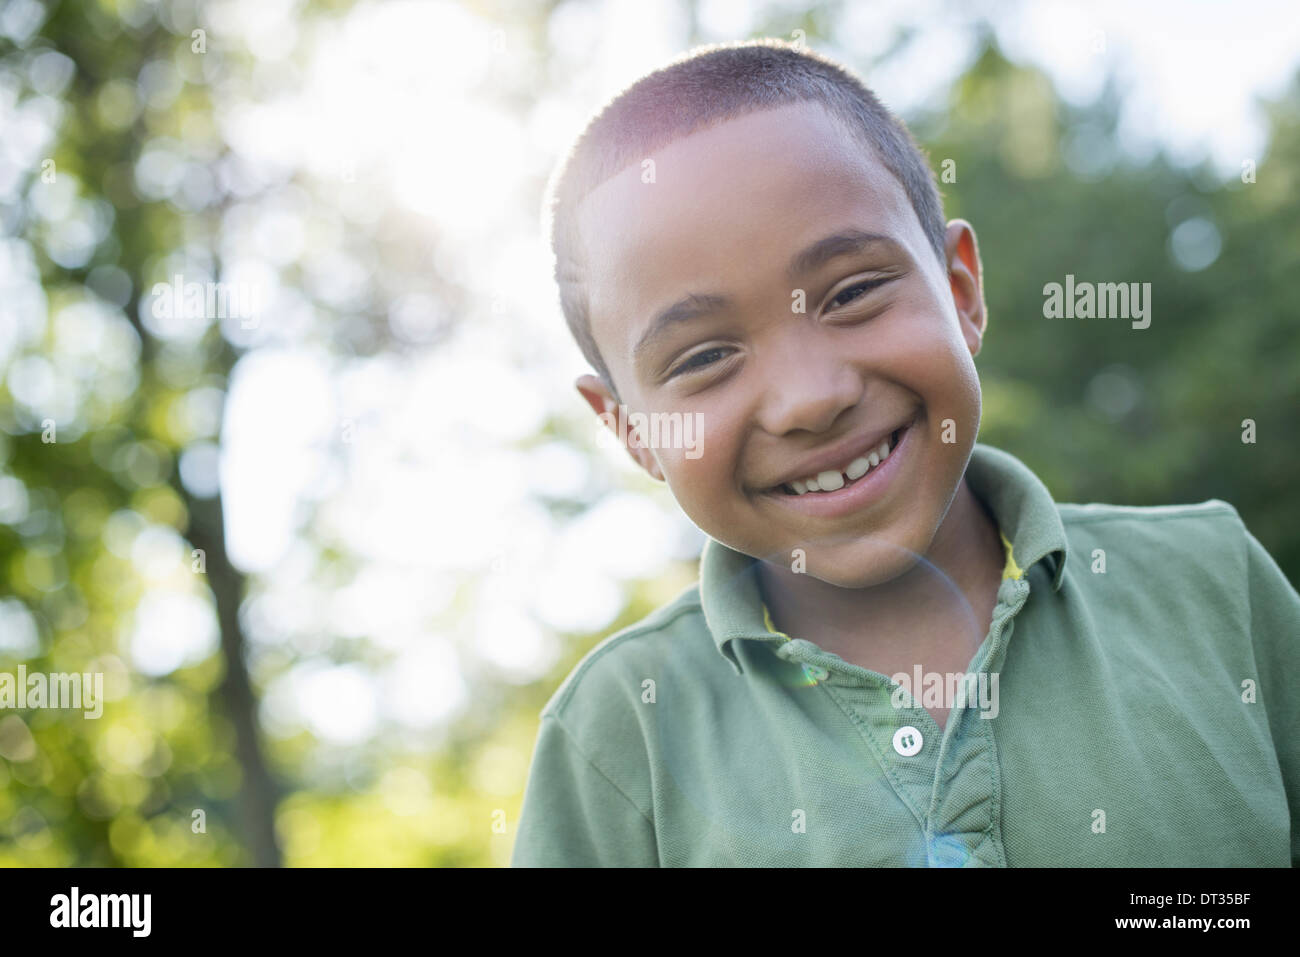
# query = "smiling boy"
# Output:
<box><xmin>513</xmin><ymin>39</ymin><xmax>1300</xmax><ymax>867</ymax></box>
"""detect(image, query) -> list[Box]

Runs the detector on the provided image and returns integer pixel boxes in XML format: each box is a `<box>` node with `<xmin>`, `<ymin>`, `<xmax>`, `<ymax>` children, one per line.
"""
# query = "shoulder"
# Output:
<box><xmin>1056</xmin><ymin>496</ymin><xmax>1255</xmax><ymax>593</ymax></box>
<box><xmin>539</xmin><ymin>582</ymin><xmax>710</xmax><ymax>724</ymax></box>
<box><xmin>1057</xmin><ymin>496</ymin><xmax>1241</xmax><ymax>527</ymax></box>
<box><xmin>1058</xmin><ymin>497</ymin><xmax>1246</xmax><ymax>547</ymax></box>
<box><xmin>532</xmin><ymin>581</ymin><xmax>721</xmax><ymax>784</ymax></box>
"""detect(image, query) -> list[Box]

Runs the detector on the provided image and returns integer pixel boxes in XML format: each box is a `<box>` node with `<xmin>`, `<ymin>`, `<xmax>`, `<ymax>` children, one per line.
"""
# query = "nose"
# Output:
<box><xmin>755</xmin><ymin>334</ymin><xmax>865</xmax><ymax>436</ymax></box>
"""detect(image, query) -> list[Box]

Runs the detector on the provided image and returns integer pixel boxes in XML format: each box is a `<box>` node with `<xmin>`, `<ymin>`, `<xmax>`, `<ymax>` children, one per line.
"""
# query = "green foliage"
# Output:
<box><xmin>921</xmin><ymin>43</ymin><xmax>1300</xmax><ymax>574</ymax></box>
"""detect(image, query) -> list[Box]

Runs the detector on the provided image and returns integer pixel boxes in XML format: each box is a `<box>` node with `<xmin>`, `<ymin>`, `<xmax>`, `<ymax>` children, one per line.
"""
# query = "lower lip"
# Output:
<box><xmin>760</xmin><ymin>420</ymin><xmax>916</xmax><ymax>520</ymax></box>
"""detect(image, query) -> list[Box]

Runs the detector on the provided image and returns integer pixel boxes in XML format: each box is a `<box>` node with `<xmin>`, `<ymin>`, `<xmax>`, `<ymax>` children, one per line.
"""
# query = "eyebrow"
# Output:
<box><xmin>631</xmin><ymin>229</ymin><xmax>902</xmax><ymax>364</ymax></box>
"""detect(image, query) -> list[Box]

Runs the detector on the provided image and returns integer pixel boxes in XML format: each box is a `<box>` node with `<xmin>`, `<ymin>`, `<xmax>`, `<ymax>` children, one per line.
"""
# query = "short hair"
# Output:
<box><xmin>542</xmin><ymin>38</ymin><xmax>948</xmax><ymax>401</ymax></box>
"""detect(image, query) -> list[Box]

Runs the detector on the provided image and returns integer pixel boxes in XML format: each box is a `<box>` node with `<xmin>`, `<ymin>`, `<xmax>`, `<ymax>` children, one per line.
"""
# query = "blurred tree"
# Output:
<box><xmin>1</xmin><ymin>0</ymin><xmax>279</xmax><ymax>864</ymax></box>
<box><xmin>916</xmin><ymin>40</ymin><xmax>1300</xmax><ymax>575</ymax></box>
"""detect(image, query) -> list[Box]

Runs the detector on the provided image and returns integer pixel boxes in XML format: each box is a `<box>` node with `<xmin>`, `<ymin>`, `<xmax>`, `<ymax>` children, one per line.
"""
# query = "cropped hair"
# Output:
<box><xmin>542</xmin><ymin>38</ymin><xmax>947</xmax><ymax>400</ymax></box>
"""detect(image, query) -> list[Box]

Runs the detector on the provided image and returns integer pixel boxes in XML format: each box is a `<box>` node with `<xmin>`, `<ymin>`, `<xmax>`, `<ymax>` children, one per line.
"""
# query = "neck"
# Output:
<box><xmin>756</xmin><ymin>478</ymin><xmax>1003</xmax><ymax>650</ymax></box>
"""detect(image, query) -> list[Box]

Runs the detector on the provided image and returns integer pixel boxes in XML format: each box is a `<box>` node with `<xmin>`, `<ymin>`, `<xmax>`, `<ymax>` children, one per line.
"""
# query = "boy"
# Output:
<box><xmin>512</xmin><ymin>39</ymin><xmax>1299</xmax><ymax>866</ymax></box>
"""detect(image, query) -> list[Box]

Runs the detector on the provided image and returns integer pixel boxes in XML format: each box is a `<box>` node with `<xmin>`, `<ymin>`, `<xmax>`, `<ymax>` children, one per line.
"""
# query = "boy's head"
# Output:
<box><xmin>544</xmin><ymin>39</ymin><xmax>989</xmax><ymax>588</ymax></box>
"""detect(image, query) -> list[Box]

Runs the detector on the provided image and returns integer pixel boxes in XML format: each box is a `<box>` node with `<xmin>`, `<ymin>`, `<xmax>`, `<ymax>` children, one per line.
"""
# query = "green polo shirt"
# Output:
<box><xmin>512</xmin><ymin>443</ymin><xmax>1300</xmax><ymax>866</ymax></box>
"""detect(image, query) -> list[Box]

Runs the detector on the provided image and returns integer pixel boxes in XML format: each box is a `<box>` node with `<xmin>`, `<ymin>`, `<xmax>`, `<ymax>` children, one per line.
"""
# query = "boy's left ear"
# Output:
<box><xmin>944</xmin><ymin>219</ymin><xmax>988</xmax><ymax>356</ymax></box>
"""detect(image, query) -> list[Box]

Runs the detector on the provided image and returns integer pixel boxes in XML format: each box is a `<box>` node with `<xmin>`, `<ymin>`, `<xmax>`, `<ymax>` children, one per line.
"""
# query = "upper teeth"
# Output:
<box><xmin>786</xmin><ymin>436</ymin><xmax>895</xmax><ymax>495</ymax></box>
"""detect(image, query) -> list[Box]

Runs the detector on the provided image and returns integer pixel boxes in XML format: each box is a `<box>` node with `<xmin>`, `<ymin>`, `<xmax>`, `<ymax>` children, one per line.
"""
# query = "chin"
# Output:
<box><xmin>807</xmin><ymin>540</ymin><xmax>924</xmax><ymax>589</ymax></box>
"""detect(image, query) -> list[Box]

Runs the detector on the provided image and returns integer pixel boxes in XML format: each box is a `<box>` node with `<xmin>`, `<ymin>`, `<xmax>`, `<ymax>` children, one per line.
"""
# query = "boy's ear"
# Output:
<box><xmin>575</xmin><ymin>374</ymin><xmax>665</xmax><ymax>481</ymax></box>
<box><xmin>944</xmin><ymin>219</ymin><xmax>988</xmax><ymax>357</ymax></box>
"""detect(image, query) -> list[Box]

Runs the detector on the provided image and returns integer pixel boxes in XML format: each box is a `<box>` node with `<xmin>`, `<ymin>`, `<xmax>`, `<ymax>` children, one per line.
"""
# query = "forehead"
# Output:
<box><xmin>575</xmin><ymin>101</ymin><xmax>923</xmax><ymax>368</ymax></box>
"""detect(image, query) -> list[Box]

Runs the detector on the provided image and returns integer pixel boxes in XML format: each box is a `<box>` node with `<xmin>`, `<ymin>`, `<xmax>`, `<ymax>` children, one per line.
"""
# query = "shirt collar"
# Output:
<box><xmin>698</xmin><ymin>442</ymin><xmax>1070</xmax><ymax>675</ymax></box>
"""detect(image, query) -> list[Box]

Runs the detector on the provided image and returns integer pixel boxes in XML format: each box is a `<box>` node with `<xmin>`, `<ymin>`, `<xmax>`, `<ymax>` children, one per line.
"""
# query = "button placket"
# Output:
<box><xmin>885</xmin><ymin>673</ymin><xmax>944</xmax><ymax>744</ymax></box>
<box><xmin>776</xmin><ymin>638</ymin><xmax>836</xmax><ymax>683</ymax></box>
<box><xmin>933</xmin><ymin>576</ymin><xmax>1030</xmax><ymax>762</ymax></box>
<box><xmin>921</xmin><ymin>576</ymin><xmax>1031</xmax><ymax>868</ymax></box>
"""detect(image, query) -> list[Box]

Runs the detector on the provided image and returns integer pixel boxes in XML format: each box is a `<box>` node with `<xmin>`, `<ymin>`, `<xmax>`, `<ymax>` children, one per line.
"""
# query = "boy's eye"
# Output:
<box><xmin>670</xmin><ymin>346</ymin><xmax>729</xmax><ymax>378</ymax></box>
<box><xmin>828</xmin><ymin>277</ymin><xmax>891</xmax><ymax>310</ymax></box>
<box><xmin>665</xmin><ymin>278</ymin><xmax>893</xmax><ymax>379</ymax></box>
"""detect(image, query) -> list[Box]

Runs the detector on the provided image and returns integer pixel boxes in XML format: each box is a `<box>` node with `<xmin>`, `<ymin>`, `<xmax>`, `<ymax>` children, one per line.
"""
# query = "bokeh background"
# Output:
<box><xmin>1</xmin><ymin>0</ymin><xmax>1297</xmax><ymax>866</ymax></box>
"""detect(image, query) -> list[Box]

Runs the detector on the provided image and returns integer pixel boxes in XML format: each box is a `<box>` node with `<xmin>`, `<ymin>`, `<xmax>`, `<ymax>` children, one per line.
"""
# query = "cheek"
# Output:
<box><xmin>890</xmin><ymin>298</ymin><xmax>979</xmax><ymax>392</ymax></box>
<box><xmin>661</xmin><ymin>447</ymin><xmax>726</xmax><ymax>503</ymax></box>
<box><xmin>940</xmin><ymin>337</ymin><xmax>982</xmax><ymax>423</ymax></box>
<box><xmin>657</xmin><ymin>411</ymin><xmax>745</xmax><ymax>501</ymax></box>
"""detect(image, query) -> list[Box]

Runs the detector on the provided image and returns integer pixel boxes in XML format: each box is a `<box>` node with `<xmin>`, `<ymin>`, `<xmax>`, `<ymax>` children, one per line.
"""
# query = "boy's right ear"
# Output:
<box><xmin>575</xmin><ymin>374</ymin><xmax>664</xmax><ymax>481</ymax></box>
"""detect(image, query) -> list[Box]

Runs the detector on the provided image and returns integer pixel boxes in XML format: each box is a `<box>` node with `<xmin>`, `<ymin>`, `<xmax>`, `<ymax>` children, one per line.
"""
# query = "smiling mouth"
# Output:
<box><xmin>771</xmin><ymin>421</ymin><xmax>912</xmax><ymax>496</ymax></box>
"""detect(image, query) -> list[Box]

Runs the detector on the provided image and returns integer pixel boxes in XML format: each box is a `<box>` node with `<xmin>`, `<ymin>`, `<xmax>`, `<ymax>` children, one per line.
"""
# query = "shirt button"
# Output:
<box><xmin>804</xmin><ymin>664</ymin><xmax>829</xmax><ymax>682</ymax></box>
<box><xmin>892</xmin><ymin>726</ymin><xmax>923</xmax><ymax>757</ymax></box>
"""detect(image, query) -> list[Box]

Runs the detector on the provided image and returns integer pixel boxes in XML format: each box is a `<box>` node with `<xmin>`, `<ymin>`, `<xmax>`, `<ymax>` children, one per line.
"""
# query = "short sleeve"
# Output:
<box><xmin>1242</xmin><ymin>524</ymin><xmax>1300</xmax><ymax>866</ymax></box>
<box><xmin>511</xmin><ymin>715</ymin><xmax>658</xmax><ymax>867</ymax></box>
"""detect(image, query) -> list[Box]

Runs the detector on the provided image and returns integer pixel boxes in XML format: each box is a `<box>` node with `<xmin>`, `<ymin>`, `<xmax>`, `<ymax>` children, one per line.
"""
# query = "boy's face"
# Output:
<box><xmin>574</xmin><ymin>101</ymin><xmax>988</xmax><ymax>588</ymax></box>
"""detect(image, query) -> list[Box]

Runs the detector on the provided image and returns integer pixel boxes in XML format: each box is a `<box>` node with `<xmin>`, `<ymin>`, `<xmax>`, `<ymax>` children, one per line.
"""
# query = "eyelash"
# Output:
<box><xmin>828</xmin><ymin>277</ymin><xmax>889</xmax><ymax>309</ymax></box>
<box><xmin>667</xmin><ymin>277</ymin><xmax>891</xmax><ymax>379</ymax></box>
<box><xmin>671</xmin><ymin>347</ymin><xmax>730</xmax><ymax>377</ymax></box>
